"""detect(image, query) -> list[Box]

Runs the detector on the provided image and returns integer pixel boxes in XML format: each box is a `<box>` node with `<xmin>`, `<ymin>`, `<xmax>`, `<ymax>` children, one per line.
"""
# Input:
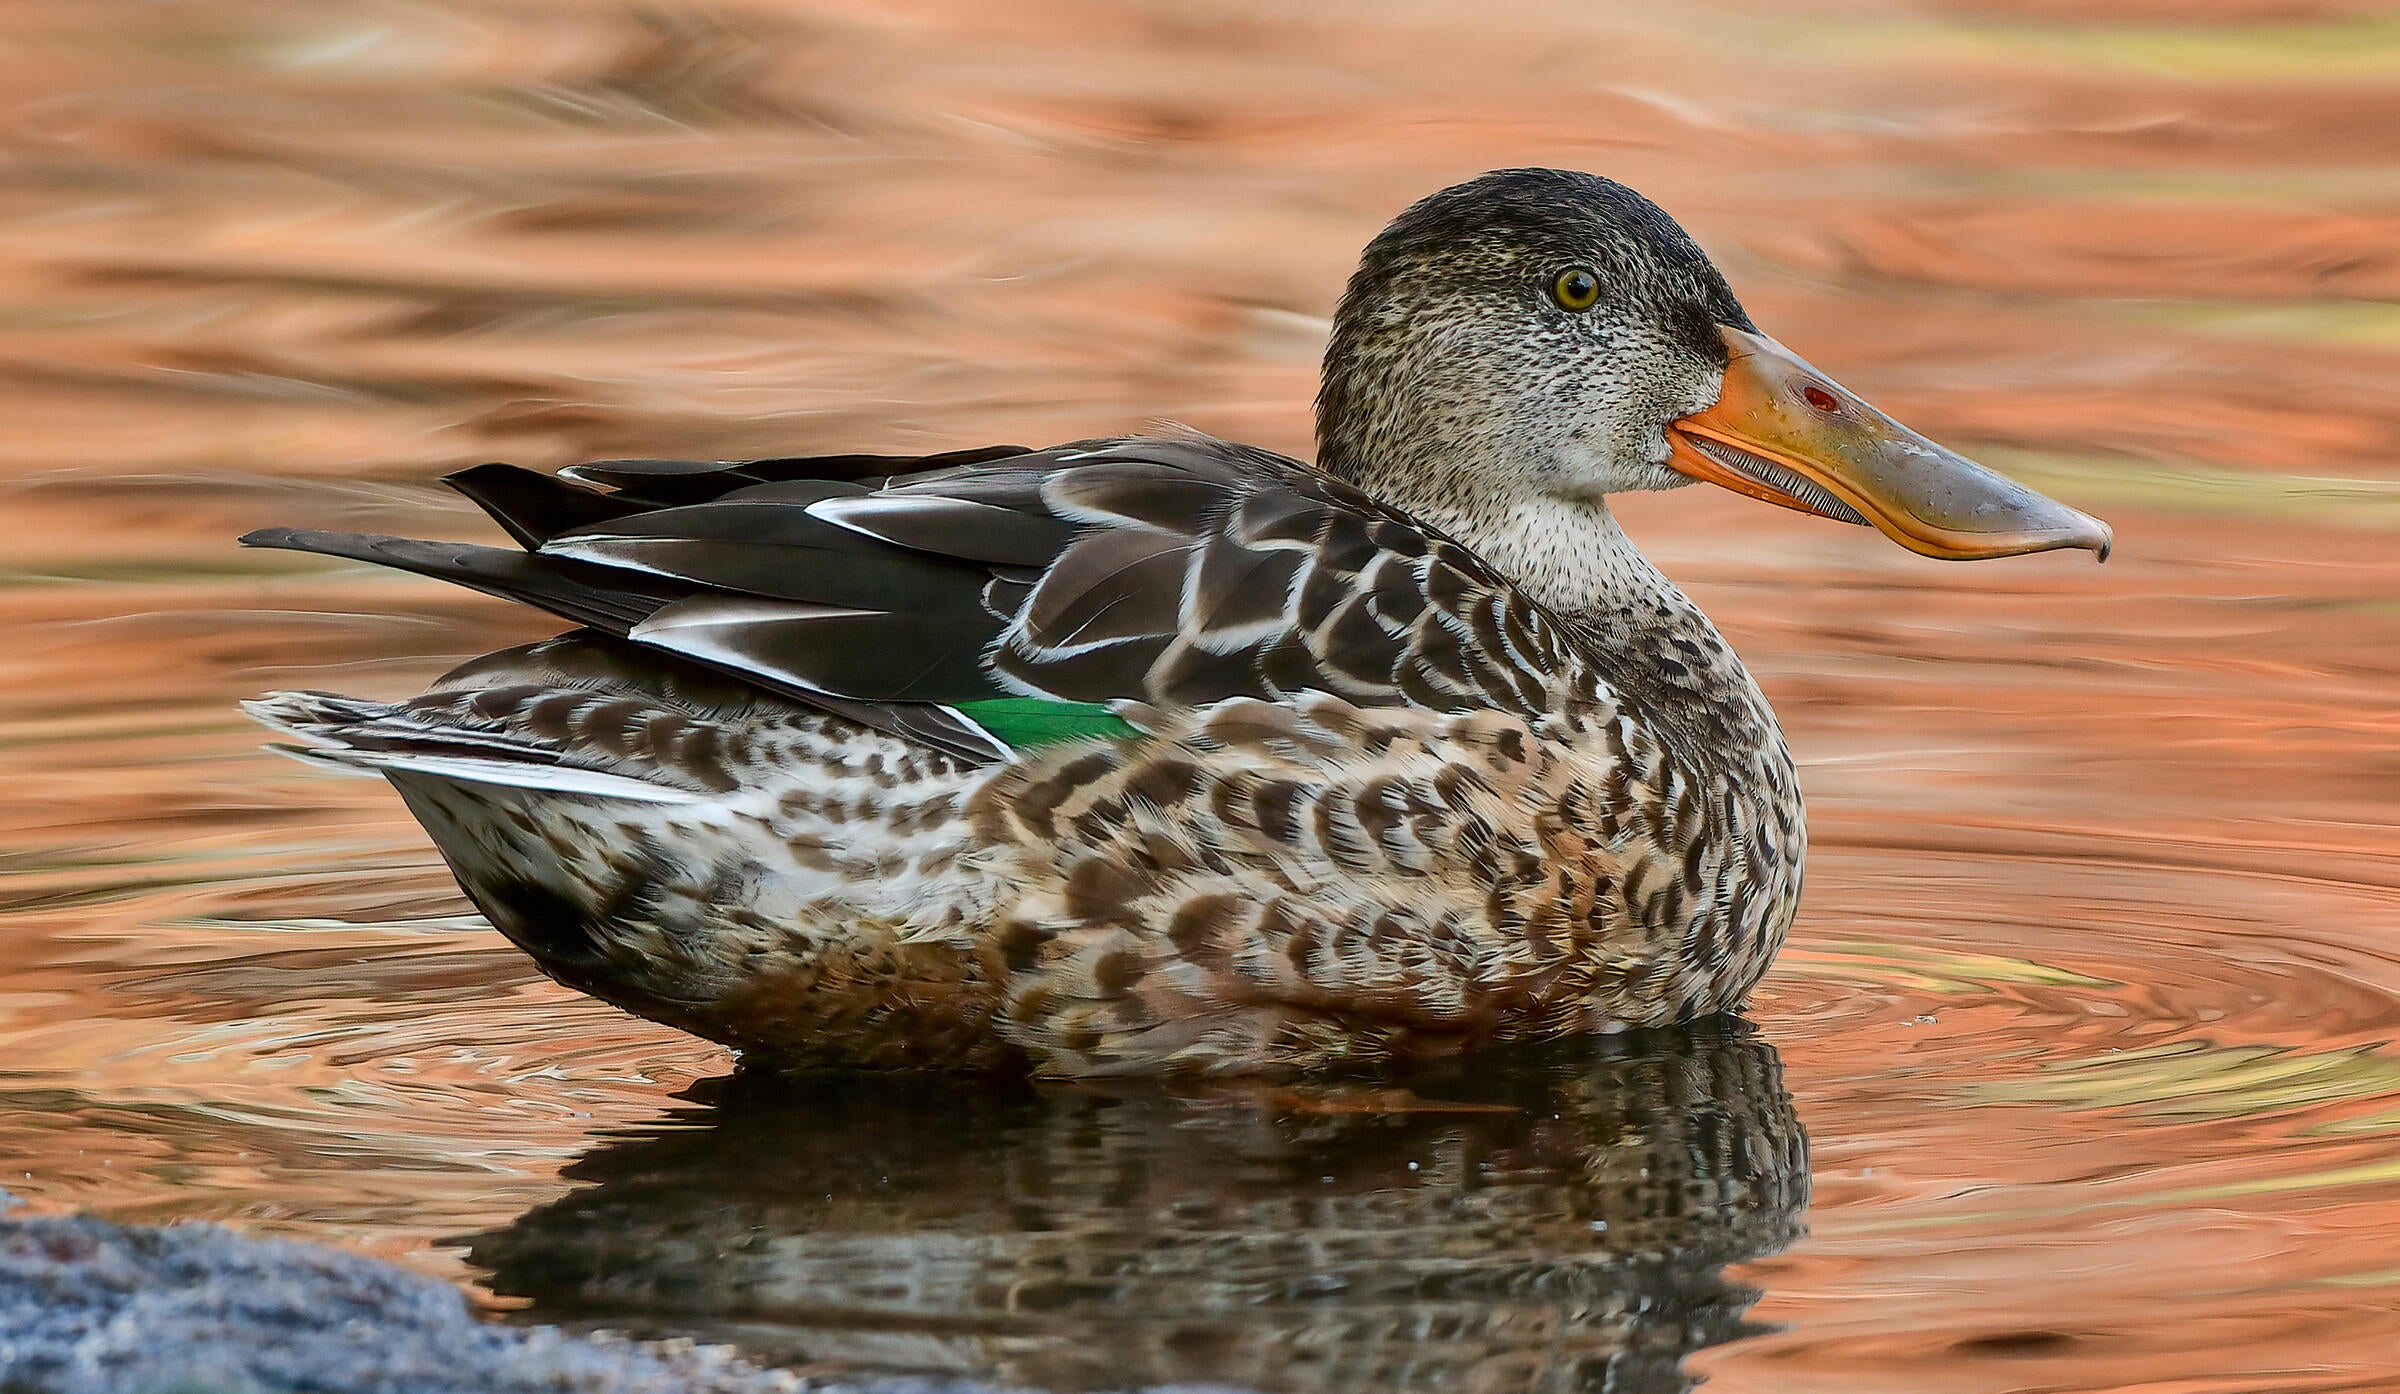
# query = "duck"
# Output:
<box><xmin>243</xmin><ymin>168</ymin><xmax>2109</xmax><ymax>1077</ymax></box>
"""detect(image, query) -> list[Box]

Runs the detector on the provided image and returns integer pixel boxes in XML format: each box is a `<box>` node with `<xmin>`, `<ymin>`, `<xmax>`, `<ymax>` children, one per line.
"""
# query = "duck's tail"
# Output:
<box><xmin>246</xmin><ymin>690</ymin><xmax>708</xmax><ymax>805</ymax></box>
<box><xmin>243</xmin><ymin>636</ymin><xmax>806</xmax><ymax>1026</ymax></box>
<box><xmin>244</xmin><ymin>633</ymin><xmax>1015</xmax><ymax>1065</ymax></box>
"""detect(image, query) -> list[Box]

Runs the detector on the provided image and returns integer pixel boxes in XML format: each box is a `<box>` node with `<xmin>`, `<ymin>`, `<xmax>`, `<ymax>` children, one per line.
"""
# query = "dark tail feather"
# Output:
<box><xmin>557</xmin><ymin>444</ymin><xmax>1035</xmax><ymax>507</ymax></box>
<box><xmin>442</xmin><ymin>464</ymin><xmax>649</xmax><ymax>549</ymax></box>
<box><xmin>239</xmin><ymin>528</ymin><xmax>688</xmax><ymax>633</ymax></box>
<box><xmin>442</xmin><ymin>453</ymin><xmax>1038</xmax><ymax>544</ymax></box>
<box><xmin>239</xmin><ymin>528</ymin><xmax>1008</xmax><ymax>764</ymax></box>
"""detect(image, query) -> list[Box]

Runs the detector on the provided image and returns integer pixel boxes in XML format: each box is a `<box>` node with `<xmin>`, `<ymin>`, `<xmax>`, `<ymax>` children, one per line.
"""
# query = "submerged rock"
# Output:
<box><xmin>0</xmin><ymin>1196</ymin><xmax>1019</xmax><ymax>1394</ymax></box>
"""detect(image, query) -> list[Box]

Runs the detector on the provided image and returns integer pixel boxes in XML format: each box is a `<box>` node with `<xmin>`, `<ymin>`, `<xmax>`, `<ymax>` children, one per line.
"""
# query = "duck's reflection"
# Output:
<box><xmin>467</xmin><ymin>1020</ymin><xmax>1805</xmax><ymax>1393</ymax></box>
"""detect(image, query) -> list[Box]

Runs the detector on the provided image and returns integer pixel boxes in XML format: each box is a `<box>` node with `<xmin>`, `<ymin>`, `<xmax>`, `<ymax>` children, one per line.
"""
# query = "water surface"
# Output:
<box><xmin>2</xmin><ymin>2</ymin><xmax>2398</xmax><ymax>1391</ymax></box>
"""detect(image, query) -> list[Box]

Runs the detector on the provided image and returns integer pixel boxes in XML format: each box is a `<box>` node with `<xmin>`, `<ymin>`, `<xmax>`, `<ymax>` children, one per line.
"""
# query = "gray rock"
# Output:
<box><xmin>0</xmin><ymin>1197</ymin><xmax>1020</xmax><ymax>1394</ymax></box>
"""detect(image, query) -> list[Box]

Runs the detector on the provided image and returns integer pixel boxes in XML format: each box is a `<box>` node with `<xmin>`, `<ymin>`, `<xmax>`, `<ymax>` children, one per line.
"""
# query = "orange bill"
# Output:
<box><xmin>1667</xmin><ymin>327</ymin><xmax>2112</xmax><ymax>561</ymax></box>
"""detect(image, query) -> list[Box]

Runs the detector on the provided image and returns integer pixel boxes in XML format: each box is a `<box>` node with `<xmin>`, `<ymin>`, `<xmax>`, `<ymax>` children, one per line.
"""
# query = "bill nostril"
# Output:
<box><xmin>1801</xmin><ymin>382</ymin><xmax>1840</xmax><ymax>414</ymax></box>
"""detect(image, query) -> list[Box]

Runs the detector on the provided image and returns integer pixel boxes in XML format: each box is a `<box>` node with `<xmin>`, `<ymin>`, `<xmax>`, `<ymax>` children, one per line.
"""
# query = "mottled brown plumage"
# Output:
<box><xmin>240</xmin><ymin>168</ymin><xmax>2098</xmax><ymax>1075</ymax></box>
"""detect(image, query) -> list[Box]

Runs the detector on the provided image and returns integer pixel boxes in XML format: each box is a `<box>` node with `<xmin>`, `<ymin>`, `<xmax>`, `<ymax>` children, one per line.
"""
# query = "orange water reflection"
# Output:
<box><xmin>2</xmin><ymin>1</ymin><xmax>2398</xmax><ymax>1390</ymax></box>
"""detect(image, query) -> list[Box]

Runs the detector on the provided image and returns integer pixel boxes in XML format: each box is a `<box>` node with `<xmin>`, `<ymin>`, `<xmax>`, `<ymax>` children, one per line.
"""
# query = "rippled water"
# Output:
<box><xmin>3</xmin><ymin>1</ymin><xmax>2398</xmax><ymax>1390</ymax></box>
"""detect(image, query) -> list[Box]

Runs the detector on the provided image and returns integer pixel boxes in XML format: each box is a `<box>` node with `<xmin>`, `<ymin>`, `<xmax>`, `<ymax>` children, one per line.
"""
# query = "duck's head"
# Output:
<box><xmin>1316</xmin><ymin>168</ymin><xmax>2110</xmax><ymax>564</ymax></box>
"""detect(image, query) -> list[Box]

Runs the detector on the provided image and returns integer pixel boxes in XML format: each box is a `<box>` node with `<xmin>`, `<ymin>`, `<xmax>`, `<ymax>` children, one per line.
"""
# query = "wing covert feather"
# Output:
<box><xmin>248</xmin><ymin>436</ymin><xmax>1597</xmax><ymax>763</ymax></box>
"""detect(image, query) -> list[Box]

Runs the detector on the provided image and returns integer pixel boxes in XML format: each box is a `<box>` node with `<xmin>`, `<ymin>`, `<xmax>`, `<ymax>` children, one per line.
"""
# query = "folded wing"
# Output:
<box><xmin>243</xmin><ymin>436</ymin><xmax>1589</xmax><ymax>764</ymax></box>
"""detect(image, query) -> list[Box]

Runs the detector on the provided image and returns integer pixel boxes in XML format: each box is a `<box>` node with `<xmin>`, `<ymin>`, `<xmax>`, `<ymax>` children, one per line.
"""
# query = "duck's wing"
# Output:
<box><xmin>242</xmin><ymin>436</ymin><xmax>1590</xmax><ymax>764</ymax></box>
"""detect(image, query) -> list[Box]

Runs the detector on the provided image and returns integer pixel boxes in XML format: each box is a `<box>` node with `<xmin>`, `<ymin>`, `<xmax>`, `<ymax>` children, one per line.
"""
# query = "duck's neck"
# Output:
<box><xmin>1354</xmin><ymin>481</ymin><xmax>1787</xmax><ymax>777</ymax></box>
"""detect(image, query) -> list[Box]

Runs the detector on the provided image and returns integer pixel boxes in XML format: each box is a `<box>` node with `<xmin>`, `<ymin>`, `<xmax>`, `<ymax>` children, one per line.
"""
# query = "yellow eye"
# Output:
<box><xmin>1551</xmin><ymin>267</ymin><xmax>1601</xmax><ymax>312</ymax></box>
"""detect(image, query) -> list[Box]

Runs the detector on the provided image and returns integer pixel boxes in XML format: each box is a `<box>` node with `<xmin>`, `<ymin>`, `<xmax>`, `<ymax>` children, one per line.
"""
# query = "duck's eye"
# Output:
<box><xmin>1551</xmin><ymin>267</ymin><xmax>1601</xmax><ymax>312</ymax></box>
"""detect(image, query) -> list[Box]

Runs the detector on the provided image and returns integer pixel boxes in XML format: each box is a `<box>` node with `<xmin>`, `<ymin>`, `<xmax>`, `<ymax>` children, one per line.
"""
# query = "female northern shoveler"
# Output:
<box><xmin>245</xmin><ymin>169</ymin><xmax>2108</xmax><ymax>1076</ymax></box>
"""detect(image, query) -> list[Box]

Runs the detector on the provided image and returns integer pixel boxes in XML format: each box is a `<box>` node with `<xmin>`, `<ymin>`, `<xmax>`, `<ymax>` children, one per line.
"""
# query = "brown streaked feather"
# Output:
<box><xmin>1018</xmin><ymin>527</ymin><xmax>1193</xmax><ymax>647</ymax></box>
<box><xmin>1041</xmin><ymin>461</ymin><xmax>1230</xmax><ymax>534</ymax></box>
<box><xmin>806</xmin><ymin>492</ymin><xmax>1075</xmax><ymax>568</ymax></box>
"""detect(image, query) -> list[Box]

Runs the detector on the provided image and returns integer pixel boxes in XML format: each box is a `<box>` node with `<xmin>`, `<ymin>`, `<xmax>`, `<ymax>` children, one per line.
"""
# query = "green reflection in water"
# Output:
<box><xmin>1971</xmin><ymin>1038</ymin><xmax>2400</xmax><ymax>1130</ymax></box>
<box><xmin>1781</xmin><ymin>940</ymin><xmax>2113</xmax><ymax>995</ymax></box>
<box><xmin>2117</xmin><ymin>300</ymin><xmax>2400</xmax><ymax>350</ymax></box>
<box><xmin>1982</xmin><ymin>448</ymin><xmax>2400</xmax><ymax>531</ymax></box>
<box><xmin>1752</xmin><ymin>10</ymin><xmax>2400</xmax><ymax>83</ymax></box>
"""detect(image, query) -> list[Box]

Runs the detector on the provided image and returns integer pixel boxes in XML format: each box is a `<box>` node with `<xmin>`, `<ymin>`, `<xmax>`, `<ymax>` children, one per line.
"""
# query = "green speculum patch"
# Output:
<box><xmin>955</xmin><ymin>698</ymin><xmax>1140</xmax><ymax>751</ymax></box>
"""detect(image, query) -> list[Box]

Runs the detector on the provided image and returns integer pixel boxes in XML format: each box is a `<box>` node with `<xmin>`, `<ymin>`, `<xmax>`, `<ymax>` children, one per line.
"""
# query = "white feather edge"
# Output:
<box><xmin>932</xmin><ymin>702</ymin><xmax>1017</xmax><ymax>761</ymax></box>
<box><xmin>264</xmin><ymin>742</ymin><xmax>705</xmax><ymax>804</ymax></box>
<box><xmin>801</xmin><ymin>492</ymin><xmax>1005</xmax><ymax>544</ymax></box>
